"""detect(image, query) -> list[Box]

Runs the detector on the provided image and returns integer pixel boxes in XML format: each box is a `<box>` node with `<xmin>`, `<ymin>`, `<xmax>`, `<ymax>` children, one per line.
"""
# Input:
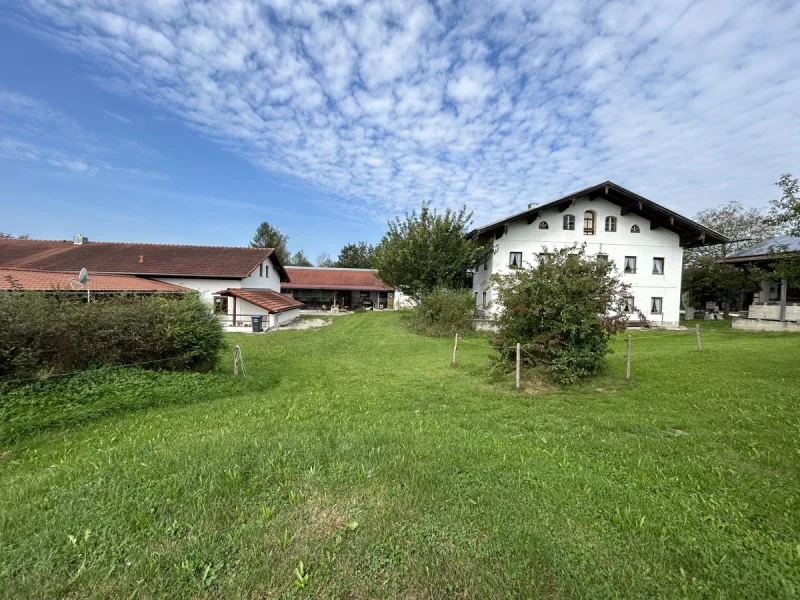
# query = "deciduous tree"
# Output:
<box><xmin>316</xmin><ymin>252</ymin><xmax>335</xmax><ymax>268</ymax></box>
<box><xmin>335</xmin><ymin>241</ymin><xmax>375</xmax><ymax>269</ymax></box>
<box><xmin>372</xmin><ymin>203</ymin><xmax>485</xmax><ymax>299</ymax></box>
<box><xmin>769</xmin><ymin>173</ymin><xmax>800</xmax><ymax>235</ymax></box>
<box><xmin>491</xmin><ymin>245</ymin><xmax>628</xmax><ymax>384</ymax></box>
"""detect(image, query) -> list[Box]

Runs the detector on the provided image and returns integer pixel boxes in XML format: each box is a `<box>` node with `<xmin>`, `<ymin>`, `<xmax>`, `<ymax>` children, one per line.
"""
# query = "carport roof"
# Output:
<box><xmin>216</xmin><ymin>288</ymin><xmax>305</xmax><ymax>314</ymax></box>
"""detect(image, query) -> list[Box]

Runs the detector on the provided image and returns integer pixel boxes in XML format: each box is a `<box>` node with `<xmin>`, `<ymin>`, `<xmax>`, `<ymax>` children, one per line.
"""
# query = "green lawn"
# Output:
<box><xmin>1</xmin><ymin>312</ymin><xmax>799</xmax><ymax>599</ymax></box>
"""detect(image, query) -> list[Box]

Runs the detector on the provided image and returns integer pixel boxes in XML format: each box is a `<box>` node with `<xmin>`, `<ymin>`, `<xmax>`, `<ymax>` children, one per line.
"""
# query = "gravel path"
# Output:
<box><xmin>272</xmin><ymin>318</ymin><xmax>331</xmax><ymax>331</ymax></box>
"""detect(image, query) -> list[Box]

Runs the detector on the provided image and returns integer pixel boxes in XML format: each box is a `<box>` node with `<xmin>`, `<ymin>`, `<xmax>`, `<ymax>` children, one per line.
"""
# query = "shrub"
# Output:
<box><xmin>491</xmin><ymin>245</ymin><xmax>628</xmax><ymax>384</ymax></box>
<box><xmin>0</xmin><ymin>293</ymin><xmax>225</xmax><ymax>382</ymax></box>
<box><xmin>408</xmin><ymin>287</ymin><xmax>475</xmax><ymax>337</ymax></box>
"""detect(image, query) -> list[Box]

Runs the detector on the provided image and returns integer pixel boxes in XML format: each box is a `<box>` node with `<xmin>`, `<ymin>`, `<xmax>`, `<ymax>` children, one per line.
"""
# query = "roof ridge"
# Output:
<box><xmin>0</xmin><ymin>238</ymin><xmax>275</xmax><ymax>251</ymax></box>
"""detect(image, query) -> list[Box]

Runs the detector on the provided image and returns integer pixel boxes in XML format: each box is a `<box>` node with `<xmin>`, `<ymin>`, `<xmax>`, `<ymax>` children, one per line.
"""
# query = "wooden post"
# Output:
<box><xmin>625</xmin><ymin>336</ymin><xmax>631</xmax><ymax>379</ymax></box>
<box><xmin>780</xmin><ymin>278</ymin><xmax>788</xmax><ymax>322</ymax></box>
<box><xmin>234</xmin><ymin>345</ymin><xmax>239</xmax><ymax>376</ymax></box>
<box><xmin>452</xmin><ymin>333</ymin><xmax>458</xmax><ymax>366</ymax></box>
<box><xmin>695</xmin><ymin>324</ymin><xmax>702</xmax><ymax>351</ymax></box>
<box><xmin>515</xmin><ymin>343</ymin><xmax>521</xmax><ymax>389</ymax></box>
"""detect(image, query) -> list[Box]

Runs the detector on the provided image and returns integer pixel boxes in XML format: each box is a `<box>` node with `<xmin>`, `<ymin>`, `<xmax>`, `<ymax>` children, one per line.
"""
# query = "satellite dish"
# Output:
<box><xmin>78</xmin><ymin>267</ymin><xmax>89</xmax><ymax>284</ymax></box>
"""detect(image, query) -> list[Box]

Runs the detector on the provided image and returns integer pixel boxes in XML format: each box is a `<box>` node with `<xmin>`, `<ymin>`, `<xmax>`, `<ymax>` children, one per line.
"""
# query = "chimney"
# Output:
<box><xmin>73</xmin><ymin>234</ymin><xmax>88</xmax><ymax>245</ymax></box>
<box><xmin>139</xmin><ymin>255</ymin><xmax>144</xmax><ymax>263</ymax></box>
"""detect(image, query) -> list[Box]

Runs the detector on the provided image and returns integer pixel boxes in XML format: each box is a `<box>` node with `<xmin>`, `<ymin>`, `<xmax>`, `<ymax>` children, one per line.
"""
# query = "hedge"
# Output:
<box><xmin>0</xmin><ymin>292</ymin><xmax>225</xmax><ymax>382</ymax></box>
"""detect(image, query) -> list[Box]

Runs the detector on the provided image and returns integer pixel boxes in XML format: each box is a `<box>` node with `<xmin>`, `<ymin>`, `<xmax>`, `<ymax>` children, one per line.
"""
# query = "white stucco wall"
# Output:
<box><xmin>472</xmin><ymin>196</ymin><xmax>684</xmax><ymax>327</ymax></box>
<box><xmin>154</xmin><ymin>277</ymin><xmax>243</xmax><ymax>304</ymax></box>
<box><xmin>154</xmin><ymin>258</ymin><xmax>282</xmax><ymax>306</ymax></box>
<box><xmin>225</xmin><ymin>297</ymin><xmax>299</xmax><ymax>328</ymax></box>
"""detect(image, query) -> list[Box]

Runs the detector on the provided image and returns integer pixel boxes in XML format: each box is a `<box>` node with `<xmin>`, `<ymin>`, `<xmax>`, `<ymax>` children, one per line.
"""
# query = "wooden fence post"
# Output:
<box><xmin>695</xmin><ymin>324</ymin><xmax>702</xmax><ymax>351</ymax></box>
<box><xmin>625</xmin><ymin>335</ymin><xmax>631</xmax><ymax>379</ymax></box>
<box><xmin>452</xmin><ymin>333</ymin><xmax>458</xmax><ymax>366</ymax></box>
<box><xmin>515</xmin><ymin>343</ymin><xmax>521</xmax><ymax>389</ymax></box>
<box><xmin>234</xmin><ymin>345</ymin><xmax>239</xmax><ymax>376</ymax></box>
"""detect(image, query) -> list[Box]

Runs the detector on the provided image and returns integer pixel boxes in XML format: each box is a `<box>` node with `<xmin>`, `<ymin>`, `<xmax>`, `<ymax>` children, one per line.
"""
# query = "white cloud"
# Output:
<box><xmin>0</xmin><ymin>88</ymin><xmax>167</xmax><ymax>180</ymax></box>
<box><xmin>8</xmin><ymin>0</ymin><xmax>800</xmax><ymax>224</ymax></box>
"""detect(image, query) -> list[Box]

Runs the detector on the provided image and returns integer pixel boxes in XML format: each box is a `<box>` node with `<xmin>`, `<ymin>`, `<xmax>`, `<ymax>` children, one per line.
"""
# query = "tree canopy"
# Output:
<box><xmin>684</xmin><ymin>200</ymin><xmax>777</xmax><ymax>265</ymax></box>
<box><xmin>316</xmin><ymin>252</ymin><xmax>335</xmax><ymax>268</ymax></box>
<box><xmin>769</xmin><ymin>173</ymin><xmax>800</xmax><ymax>236</ymax></box>
<box><xmin>335</xmin><ymin>241</ymin><xmax>375</xmax><ymax>269</ymax></box>
<box><xmin>250</xmin><ymin>222</ymin><xmax>290</xmax><ymax>265</ymax></box>
<box><xmin>491</xmin><ymin>245</ymin><xmax>629</xmax><ymax>384</ymax></box>
<box><xmin>289</xmin><ymin>250</ymin><xmax>313</xmax><ymax>267</ymax></box>
<box><xmin>372</xmin><ymin>203</ymin><xmax>485</xmax><ymax>299</ymax></box>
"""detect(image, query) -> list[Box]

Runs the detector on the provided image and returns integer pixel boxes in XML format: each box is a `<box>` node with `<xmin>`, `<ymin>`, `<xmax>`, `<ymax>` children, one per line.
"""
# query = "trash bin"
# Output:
<box><xmin>251</xmin><ymin>315</ymin><xmax>263</xmax><ymax>332</ymax></box>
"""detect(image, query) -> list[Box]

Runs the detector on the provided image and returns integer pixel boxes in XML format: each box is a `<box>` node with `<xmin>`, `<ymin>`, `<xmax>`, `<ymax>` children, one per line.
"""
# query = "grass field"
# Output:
<box><xmin>1</xmin><ymin>312</ymin><xmax>799</xmax><ymax>599</ymax></box>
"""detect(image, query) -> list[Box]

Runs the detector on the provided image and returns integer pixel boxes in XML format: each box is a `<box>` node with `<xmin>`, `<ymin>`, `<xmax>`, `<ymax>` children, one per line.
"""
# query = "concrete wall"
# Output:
<box><xmin>747</xmin><ymin>303</ymin><xmax>800</xmax><ymax>321</ymax></box>
<box><xmin>472</xmin><ymin>196</ymin><xmax>684</xmax><ymax>327</ymax></box>
<box><xmin>733</xmin><ymin>318</ymin><xmax>800</xmax><ymax>332</ymax></box>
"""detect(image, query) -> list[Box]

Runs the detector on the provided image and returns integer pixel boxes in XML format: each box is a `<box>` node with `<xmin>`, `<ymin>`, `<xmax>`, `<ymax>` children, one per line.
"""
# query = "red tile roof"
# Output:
<box><xmin>0</xmin><ymin>238</ymin><xmax>288</xmax><ymax>280</ymax></box>
<box><xmin>0</xmin><ymin>268</ymin><xmax>189</xmax><ymax>293</ymax></box>
<box><xmin>282</xmin><ymin>267</ymin><xmax>393</xmax><ymax>291</ymax></box>
<box><xmin>217</xmin><ymin>288</ymin><xmax>305</xmax><ymax>314</ymax></box>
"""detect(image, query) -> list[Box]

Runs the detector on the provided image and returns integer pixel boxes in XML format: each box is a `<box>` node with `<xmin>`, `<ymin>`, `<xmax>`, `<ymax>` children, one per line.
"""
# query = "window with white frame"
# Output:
<box><xmin>652</xmin><ymin>257</ymin><xmax>664</xmax><ymax>275</ymax></box>
<box><xmin>264</xmin><ymin>264</ymin><xmax>269</xmax><ymax>278</ymax></box>
<box><xmin>539</xmin><ymin>221</ymin><xmax>549</xmax><ymax>229</ymax></box>
<box><xmin>596</xmin><ymin>253</ymin><xmax>609</xmax><ymax>263</ymax></box>
<box><xmin>563</xmin><ymin>214</ymin><xmax>575</xmax><ymax>230</ymax></box>
<box><xmin>259</xmin><ymin>263</ymin><xmax>263</xmax><ymax>277</ymax></box>
<box><xmin>651</xmin><ymin>297</ymin><xmax>663</xmax><ymax>314</ymax></box>
<box><xmin>483</xmin><ymin>258</ymin><xmax>488</xmax><ymax>271</ymax></box>
<box><xmin>474</xmin><ymin>292</ymin><xmax>478</xmax><ymax>304</ymax></box>
<box><xmin>623</xmin><ymin>296</ymin><xmax>635</xmax><ymax>312</ymax></box>
<box><xmin>624</xmin><ymin>256</ymin><xmax>637</xmax><ymax>274</ymax></box>
<box><xmin>630</xmin><ymin>224</ymin><xmax>641</xmax><ymax>233</ymax></box>
<box><xmin>605</xmin><ymin>216</ymin><xmax>617</xmax><ymax>232</ymax></box>
<box><xmin>482</xmin><ymin>291</ymin><xmax>487</xmax><ymax>307</ymax></box>
<box><xmin>583</xmin><ymin>210</ymin><xmax>596</xmax><ymax>235</ymax></box>
<box><xmin>509</xmin><ymin>252</ymin><xmax>523</xmax><ymax>268</ymax></box>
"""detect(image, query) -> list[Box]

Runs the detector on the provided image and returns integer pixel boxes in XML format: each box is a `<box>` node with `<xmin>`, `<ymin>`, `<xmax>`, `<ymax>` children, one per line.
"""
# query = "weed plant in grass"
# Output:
<box><xmin>1</xmin><ymin>312</ymin><xmax>799</xmax><ymax>599</ymax></box>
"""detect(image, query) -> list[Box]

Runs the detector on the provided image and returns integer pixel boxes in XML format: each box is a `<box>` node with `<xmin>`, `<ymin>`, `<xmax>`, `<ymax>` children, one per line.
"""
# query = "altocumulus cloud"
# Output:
<box><xmin>11</xmin><ymin>0</ymin><xmax>800</xmax><ymax>222</ymax></box>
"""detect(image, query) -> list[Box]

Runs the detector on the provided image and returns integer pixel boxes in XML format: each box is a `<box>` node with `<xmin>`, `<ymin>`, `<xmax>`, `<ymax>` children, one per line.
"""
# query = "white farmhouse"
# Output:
<box><xmin>0</xmin><ymin>237</ymin><xmax>304</xmax><ymax>330</ymax></box>
<box><xmin>471</xmin><ymin>181</ymin><xmax>729</xmax><ymax>328</ymax></box>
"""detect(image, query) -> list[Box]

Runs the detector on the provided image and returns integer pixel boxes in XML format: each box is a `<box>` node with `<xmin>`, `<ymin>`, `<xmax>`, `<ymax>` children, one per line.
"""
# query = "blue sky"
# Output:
<box><xmin>1</xmin><ymin>1</ymin><xmax>800</xmax><ymax>261</ymax></box>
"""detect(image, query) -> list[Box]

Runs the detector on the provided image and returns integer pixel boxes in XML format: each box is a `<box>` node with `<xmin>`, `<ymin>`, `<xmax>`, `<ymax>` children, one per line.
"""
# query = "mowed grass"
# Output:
<box><xmin>1</xmin><ymin>312</ymin><xmax>799</xmax><ymax>599</ymax></box>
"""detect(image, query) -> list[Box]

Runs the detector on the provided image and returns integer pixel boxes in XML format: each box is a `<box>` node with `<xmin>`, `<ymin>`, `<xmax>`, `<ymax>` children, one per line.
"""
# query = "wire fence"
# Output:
<box><xmin>0</xmin><ymin>353</ymin><xmax>199</xmax><ymax>386</ymax></box>
<box><xmin>450</xmin><ymin>320</ymin><xmax>761</xmax><ymax>384</ymax></box>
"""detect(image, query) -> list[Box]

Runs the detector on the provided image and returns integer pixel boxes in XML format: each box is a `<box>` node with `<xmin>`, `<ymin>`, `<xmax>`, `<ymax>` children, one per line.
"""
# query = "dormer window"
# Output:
<box><xmin>539</xmin><ymin>221</ymin><xmax>549</xmax><ymax>229</ymax></box>
<box><xmin>563</xmin><ymin>215</ymin><xmax>575</xmax><ymax>231</ymax></box>
<box><xmin>630</xmin><ymin>224</ymin><xmax>641</xmax><ymax>233</ymax></box>
<box><xmin>583</xmin><ymin>211</ymin><xmax>596</xmax><ymax>235</ymax></box>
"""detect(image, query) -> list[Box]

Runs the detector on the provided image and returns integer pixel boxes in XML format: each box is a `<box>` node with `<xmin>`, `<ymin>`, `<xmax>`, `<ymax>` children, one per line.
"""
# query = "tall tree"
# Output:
<box><xmin>769</xmin><ymin>173</ymin><xmax>800</xmax><ymax>235</ymax></box>
<box><xmin>289</xmin><ymin>250</ymin><xmax>313</xmax><ymax>267</ymax></box>
<box><xmin>372</xmin><ymin>203</ymin><xmax>485</xmax><ymax>299</ymax></box>
<box><xmin>249</xmin><ymin>222</ymin><xmax>290</xmax><ymax>265</ymax></box>
<box><xmin>335</xmin><ymin>241</ymin><xmax>375</xmax><ymax>269</ymax></box>
<box><xmin>684</xmin><ymin>200</ymin><xmax>777</xmax><ymax>265</ymax></box>
<box><xmin>683</xmin><ymin>199</ymin><xmax>778</xmax><ymax>314</ymax></box>
<box><xmin>316</xmin><ymin>252</ymin><xmax>335</xmax><ymax>268</ymax></box>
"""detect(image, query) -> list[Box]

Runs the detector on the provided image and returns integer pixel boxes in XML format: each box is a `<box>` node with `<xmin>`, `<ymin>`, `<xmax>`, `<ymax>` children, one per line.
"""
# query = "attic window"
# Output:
<box><xmin>539</xmin><ymin>221</ymin><xmax>548</xmax><ymax>229</ymax></box>
<box><xmin>630</xmin><ymin>224</ymin><xmax>641</xmax><ymax>233</ymax></box>
<box><xmin>563</xmin><ymin>215</ymin><xmax>575</xmax><ymax>231</ymax></box>
<box><xmin>605</xmin><ymin>216</ymin><xmax>617</xmax><ymax>232</ymax></box>
<box><xmin>259</xmin><ymin>264</ymin><xmax>263</xmax><ymax>277</ymax></box>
